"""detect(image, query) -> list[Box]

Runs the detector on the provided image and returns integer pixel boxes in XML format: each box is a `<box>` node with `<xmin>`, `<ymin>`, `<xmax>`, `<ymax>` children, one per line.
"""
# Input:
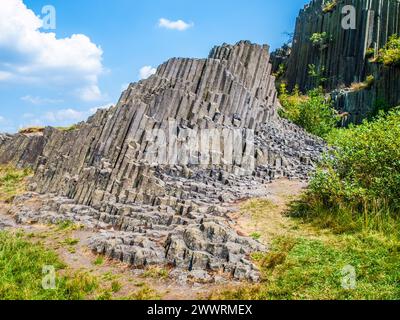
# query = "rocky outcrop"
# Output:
<box><xmin>332</xmin><ymin>66</ymin><xmax>400</xmax><ymax>124</ymax></box>
<box><xmin>274</xmin><ymin>0</ymin><xmax>400</xmax><ymax>123</ymax></box>
<box><xmin>1</xmin><ymin>41</ymin><xmax>325</xmax><ymax>281</ymax></box>
<box><xmin>0</xmin><ymin>132</ymin><xmax>46</xmax><ymax>168</ymax></box>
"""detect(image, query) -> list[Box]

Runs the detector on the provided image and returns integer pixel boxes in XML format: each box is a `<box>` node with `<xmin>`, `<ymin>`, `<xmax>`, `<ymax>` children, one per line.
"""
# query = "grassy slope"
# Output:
<box><xmin>0</xmin><ymin>165</ymin><xmax>33</xmax><ymax>202</ymax></box>
<box><xmin>209</xmin><ymin>199</ymin><xmax>400</xmax><ymax>300</ymax></box>
<box><xmin>0</xmin><ymin>231</ymin><xmax>99</xmax><ymax>300</ymax></box>
<box><xmin>0</xmin><ymin>228</ymin><xmax>163</xmax><ymax>300</ymax></box>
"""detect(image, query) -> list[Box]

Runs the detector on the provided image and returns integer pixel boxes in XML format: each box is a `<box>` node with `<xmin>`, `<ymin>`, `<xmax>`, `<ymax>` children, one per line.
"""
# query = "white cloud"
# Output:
<box><xmin>44</xmin><ymin>108</ymin><xmax>85</xmax><ymax>122</ymax></box>
<box><xmin>139</xmin><ymin>66</ymin><xmax>156</xmax><ymax>80</ymax></box>
<box><xmin>21</xmin><ymin>95</ymin><xmax>63</xmax><ymax>105</ymax></box>
<box><xmin>89</xmin><ymin>103</ymin><xmax>113</xmax><ymax>114</ymax></box>
<box><xmin>23</xmin><ymin>103</ymin><xmax>113</xmax><ymax>128</ymax></box>
<box><xmin>0</xmin><ymin>0</ymin><xmax>104</xmax><ymax>101</ymax></box>
<box><xmin>0</xmin><ymin>71</ymin><xmax>12</xmax><ymax>81</ymax></box>
<box><xmin>44</xmin><ymin>104</ymin><xmax>113</xmax><ymax>123</ymax></box>
<box><xmin>0</xmin><ymin>116</ymin><xmax>5</xmax><ymax>123</ymax></box>
<box><xmin>77</xmin><ymin>85</ymin><xmax>104</xmax><ymax>102</ymax></box>
<box><xmin>158</xmin><ymin>18</ymin><xmax>193</xmax><ymax>31</ymax></box>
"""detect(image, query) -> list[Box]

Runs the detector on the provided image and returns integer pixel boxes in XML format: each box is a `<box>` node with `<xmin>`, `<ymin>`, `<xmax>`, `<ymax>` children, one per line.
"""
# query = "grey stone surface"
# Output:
<box><xmin>0</xmin><ymin>214</ymin><xmax>16</xmax><ymax>230</ymax></box>
<box><xmin>0</xmin><ymin>132</ymin><xmax>46</xmax><ymax>168</ymax></box>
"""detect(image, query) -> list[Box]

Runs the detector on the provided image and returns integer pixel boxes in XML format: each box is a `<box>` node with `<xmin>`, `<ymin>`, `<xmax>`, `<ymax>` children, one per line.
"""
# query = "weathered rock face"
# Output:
<box><xmin>30</xmin><ymin>41</ymin><xmax>324</xmax><ymax>205</ymax></box>
<box><xmin>0</xmin><ymin>132</ymin><xmax>46</xmax><ymax>168</ymax></box>
<box><xmin>274</xmin><ymin>0</ymin><xmax>400</xmax><ymax>123</ymax></box>
<box><xmin>332</xmin><ymin>66</ymin><xmax>400</xmax><ymax>124</ymax></box>
<box><xmin>284</xmin><ymin>0</ymin><xmax>400</xmax><ymax>91</ymax></box>
<box><xmin>1</xmin><ymin>41</ymin><xmax>325</xmax><ymax>281</ymax></box>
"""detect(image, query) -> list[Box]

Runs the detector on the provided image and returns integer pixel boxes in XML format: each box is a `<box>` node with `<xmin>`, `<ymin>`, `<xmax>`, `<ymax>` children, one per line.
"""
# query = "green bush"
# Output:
<box><xmin>310</xmin><ymin>32</ymin><xmax>332</xmax><ymax>49</ymax></box>
<box><xmin>279</xmin><ymin>84</ymin><xmax>339</xmax><ymax>138</ymax></box>
<box><xmin>293</xmin><ymin>109</ymin><xmax>400</xmax><ymax>235</ymax></box>
<box><xmin>308</xmin><ymin>64</ymin><xmax>327</xmax><ymax>87</ymax></box>
<box><xmin>369</xmin><ymin>97</ymin><xmax>392</xmax><ymax>119</ymax></box>
<box><xmin>376</xmin><ymin>34</ymin><xmax>400</xmax><ymax>67</ymax></box>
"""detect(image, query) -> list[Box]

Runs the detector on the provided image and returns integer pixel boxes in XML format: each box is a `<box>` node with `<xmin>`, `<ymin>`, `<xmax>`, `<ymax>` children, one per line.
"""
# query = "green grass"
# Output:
<box><xmin>101</xmin><ymin>272</ymin><xmax>119</xmax><ymax>282</ymax></box>
<box><xmin>63</xmin><ymin>238</ymin><xmax>79</xmax><ymax>246</ymax></box>
<box><xmin>111</xmin><ymin>281</ymin><xmax>122</xmax><ymax>293</ymax></box>
<box><xmin>0</xmin><ymin>231</ymin><xmax>99</xmax><ymax>300</ymax></box>
<box><xmin>128</xmin><ymin>285</ymin><xmax>162</xmax><ymax>300</ymax></box>
<box><xmin>56</xmin><ymin>220</ymin><xmax>81</xmax><ymax>231</ymax></box>
<box><xmin>0</xmin><ymin>165</ymin><xmax>33</xmax><ymax>202</ymax></box>
<box><xmin>211</xmin><ymin>232</ymin><xmax>400</xmax><ymax>300</ymax></box>
<box><xmin>289</xmin><ymin>196</ymin><xmax>400</xmax><ymax>237</ymax></box>
<box><xmin>0</xmin><ymin>231</ymin><xmax>157</xmax><ymax>301</ymax></box>
<box><xmin>55</xmin><ymin>125</ymin><xmax>79</xmax><ymax>132</ymax></box>
<box><xmin>93</xmin><ymin>256</ymin><xmax>105</xmax><ymax>266</ymax></box>
<box><xmin>142</xmin><ymin>266</ymin><xmax>170</xmax><ymax>280</ymax></box>
<box><xmin>19</xmin><ymin>125</ymin><xmax>78</xmax><ymax>135</ymax></box>
<box><xmin>250</xmin><ymin>232</ymin><xmax>262</xmax><ymax>241</ymax></box>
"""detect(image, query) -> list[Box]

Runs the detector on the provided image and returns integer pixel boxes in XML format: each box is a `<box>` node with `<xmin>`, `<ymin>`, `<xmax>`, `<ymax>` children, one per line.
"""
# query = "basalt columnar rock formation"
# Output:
<box><xmin>0</xmin><ymin>41</ymin><xmax>325</xmax><ymax>281</ymax></box>
<box><xmin>273</xmin><ymin>0</ymin><xmax>400</xmax><ymax>123</ymax></box>
<box><xmin>0</xmin><ymin>133</ymin><xmax>46</xmax><ymax>168</ymax></box>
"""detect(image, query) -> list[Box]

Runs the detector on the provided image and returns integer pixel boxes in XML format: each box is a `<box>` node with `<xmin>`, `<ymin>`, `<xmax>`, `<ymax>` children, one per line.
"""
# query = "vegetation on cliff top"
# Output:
<box><xmin>322</xmin><ymin>0</ymin><xmax>338</xmax><ymax>14</ymax></box>
<box><xmin>19</xmin><ymin>125</ymin><xmax>78</xmax><ymax>135</ymax></box>
<box><xmin>376</xmin><ymin>34</ymin><xmax>400</xmax><ymax>67</ymax></box>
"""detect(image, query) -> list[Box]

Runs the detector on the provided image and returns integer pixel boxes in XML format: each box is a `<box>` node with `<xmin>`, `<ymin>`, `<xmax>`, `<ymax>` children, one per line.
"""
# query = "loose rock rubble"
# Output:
<box><xmin>0</xmin><ymin>213</ymin><xmax>16</xmax><ymax>230</ymax></box>
<box><xmin>1</xmin><ymin>41</ymin><xmax>325</xmax><ymax>282</ymax></box>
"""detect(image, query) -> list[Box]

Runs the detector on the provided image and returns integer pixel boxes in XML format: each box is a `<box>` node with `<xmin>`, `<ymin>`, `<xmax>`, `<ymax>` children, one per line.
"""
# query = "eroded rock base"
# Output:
<box><xmin>10</xmin><ymin>187</ymin><xmax>267</xmax><ymax>282</ymax></box>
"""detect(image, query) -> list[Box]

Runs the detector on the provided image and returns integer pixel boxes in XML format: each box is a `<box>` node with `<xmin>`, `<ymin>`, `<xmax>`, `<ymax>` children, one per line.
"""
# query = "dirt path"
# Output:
<box><xmin>0</xmin><ymin>178</ymin><xmax>308</xmax><ymax>300</ymax></box>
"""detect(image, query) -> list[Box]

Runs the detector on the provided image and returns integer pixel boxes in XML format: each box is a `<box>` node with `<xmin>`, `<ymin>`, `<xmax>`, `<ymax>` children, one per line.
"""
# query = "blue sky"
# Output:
<box><xmin>0</xmin><ymin>0</ymin><xmax>309</xmax><ymax>133</ymax></box>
